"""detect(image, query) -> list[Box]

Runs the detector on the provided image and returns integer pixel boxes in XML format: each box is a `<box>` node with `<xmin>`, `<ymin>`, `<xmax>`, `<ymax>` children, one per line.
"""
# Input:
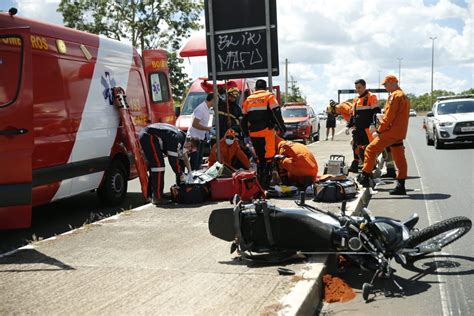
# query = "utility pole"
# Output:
<box><xmin>285</xmin><ymin>58</ymin><xmax>288</xmax><ymax>104</ymax></box>
<box><xmin>430</xmin><ymin>36</ymin><xmax>437</xmax><ymax>111</ymax></box>
<box><xmin>397</xmin><ymin>58</ymin><xmax>403</xmax><ymax>85</ymax></box>
<box><xmin>290</xmin><ymin>75</ymin><xmax>297</xmax><ymax>101</ymax></box>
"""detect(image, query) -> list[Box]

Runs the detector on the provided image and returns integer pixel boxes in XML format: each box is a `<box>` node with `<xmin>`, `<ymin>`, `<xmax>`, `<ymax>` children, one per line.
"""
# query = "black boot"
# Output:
<box><xmin>381</xmin><ymin>167</ymin><xmax>397</xmax><ymax>178</ymax></box>
<box><xmin>348</xmin><ymin>160</ymin><xmax>359</xmax><ymax>173</ymax></box>
<box><xmin>357</xmin><ymin>172</ymin><xmax>372</xmax><ymax>188</ymax></box>
<box><xmin>389</xmin><ymin>179</ymin><xmax>407</xmax><ymax>195</ymax></box>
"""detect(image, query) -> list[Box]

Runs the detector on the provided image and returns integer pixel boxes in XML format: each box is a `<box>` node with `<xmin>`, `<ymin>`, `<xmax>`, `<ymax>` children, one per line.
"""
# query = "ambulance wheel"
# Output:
<box><xmin>98</xmin><ymin>160</ymin><xmax>128</xmax><ymax>206</ymax></box>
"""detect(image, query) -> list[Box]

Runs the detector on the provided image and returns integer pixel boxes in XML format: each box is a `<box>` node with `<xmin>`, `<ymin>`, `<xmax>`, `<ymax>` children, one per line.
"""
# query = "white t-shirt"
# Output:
<box><xmin>187</xmin><ymin>101</ymin><xmax>210</xmax><ymax>140</ymax></box>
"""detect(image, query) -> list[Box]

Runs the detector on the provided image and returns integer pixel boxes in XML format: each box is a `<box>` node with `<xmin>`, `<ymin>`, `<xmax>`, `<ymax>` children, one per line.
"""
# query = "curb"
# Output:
<box><xmin>276</xmin><ymin>189</ymin><xmax>366</xmax><ymax>315</ymax></box>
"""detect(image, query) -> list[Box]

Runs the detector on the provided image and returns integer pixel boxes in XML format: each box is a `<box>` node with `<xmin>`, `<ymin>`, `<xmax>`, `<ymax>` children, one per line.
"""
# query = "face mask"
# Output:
<box><xmin>225</xmin><ymin>138</ymin><xmax>234</xmax><ymax>145</ymax></box>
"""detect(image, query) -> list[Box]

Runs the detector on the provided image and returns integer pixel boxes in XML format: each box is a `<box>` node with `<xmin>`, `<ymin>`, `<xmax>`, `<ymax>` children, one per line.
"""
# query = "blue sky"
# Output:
<box><xmin>2</xmin><ymin>0</ymin><xmax>473</xmax><ymax>112</ymax></box>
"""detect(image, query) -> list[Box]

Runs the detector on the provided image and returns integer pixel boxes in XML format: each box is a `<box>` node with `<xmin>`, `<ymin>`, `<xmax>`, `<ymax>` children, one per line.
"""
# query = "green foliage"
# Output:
<box><xmin>408</xmin><ymin>90</ymin><xmax>455</xmax><ymax>111</ymax></box>
<box><xmin>57</xmin><ymin>0</ymin><xmax>203</xmax><ymax>101</ymax></box>
<box><xmin>167</xmin><ymin>51</ymin><xmax>191</xmax><ymax>104</ymax></box>
<box><xmin>282</xmin><ymin>81</ymin><xmax>305</xmax><ymax>103</ymax></box>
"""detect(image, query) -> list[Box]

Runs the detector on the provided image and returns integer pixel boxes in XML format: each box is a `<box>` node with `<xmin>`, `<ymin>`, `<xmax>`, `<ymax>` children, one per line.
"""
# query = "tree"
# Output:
<box><xmin>57</xmin><ymin>0</ymin><xmax>203</xmax><ymax>103</ymax></box>
<box><xmin>281</xmin><ymin>81</ymin><xmax>305</xmax><ymax>103</ymax></box>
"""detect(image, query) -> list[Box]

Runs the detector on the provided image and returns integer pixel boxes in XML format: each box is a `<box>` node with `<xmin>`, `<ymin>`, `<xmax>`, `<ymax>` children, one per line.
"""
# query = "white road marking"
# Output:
<box><xmin>406</xmin><ymin>140</ymin><xmax>453</xmax><ymax>316</ymax></box>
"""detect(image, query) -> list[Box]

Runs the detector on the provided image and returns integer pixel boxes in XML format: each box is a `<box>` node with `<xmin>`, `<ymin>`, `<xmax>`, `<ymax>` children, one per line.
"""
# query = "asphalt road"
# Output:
<box><xmin>322</xmin><ymin>116</ymin><xmax>474</xmax><ymax>315</ymax></box>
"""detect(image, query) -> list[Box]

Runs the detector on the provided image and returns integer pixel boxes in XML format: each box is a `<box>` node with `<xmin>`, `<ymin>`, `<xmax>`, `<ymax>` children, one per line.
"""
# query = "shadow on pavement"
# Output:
<box><xmin>402</xmin><ymin>254</ymin><xmax>474</xmax><ymax>276</ymax></box>
<box><xmin>326</xmin><ymin>257</ymin><xmax>432</xmax><ymax>301</ymax></box>
<box><xmin>436</xmin><ymin>143</ymin><xmax>474</xmax><ymax>150</ymax></box>
<box><xmin>373</xmin><ymin>193</ymin><xmax>451</xmax><ymax>201</ymax></box>
<box><xmin>0</xmin><ymin>191</ymin><xmax>147</xmax><ymax>254</ymax></box>
<box><xmin>0</xmin><ymin>249</ymin><xmax>75</xmax><ymax>273</ymax></box>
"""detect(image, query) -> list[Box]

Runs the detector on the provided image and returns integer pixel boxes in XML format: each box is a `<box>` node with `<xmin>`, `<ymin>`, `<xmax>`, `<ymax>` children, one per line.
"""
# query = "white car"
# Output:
<box><xmin>425</xmin><ymin>95</ymin><xmax>474</xmax><ymax>149</ymax></box>
<box><xmin>409</xmin><ymin>109</ymin><xmax>417</xmax><ymax>117</ymax></box>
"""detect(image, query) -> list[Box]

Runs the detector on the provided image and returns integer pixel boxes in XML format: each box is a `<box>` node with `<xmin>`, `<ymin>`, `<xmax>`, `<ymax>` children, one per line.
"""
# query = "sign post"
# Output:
<box><xmin>205</xmin><ymin>0</ymin><xmax>279</xmax><ymax>161</ymax></box>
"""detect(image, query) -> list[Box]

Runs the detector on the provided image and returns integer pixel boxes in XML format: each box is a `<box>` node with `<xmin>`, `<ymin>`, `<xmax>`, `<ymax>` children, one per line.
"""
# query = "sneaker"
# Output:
<box><xmin>357</xmin><ymin>172</ymin><xmax>372</xmax><ymax>188</ymax></box>
<box><xmin>389</xmin><ymin>185</ymin><xmax>407</xmax><ymax>195</ymax></box>
<box><xmin>389</xmin><ymin>180</ymin><xmax>407</xmax><ymax>195</ymax></box>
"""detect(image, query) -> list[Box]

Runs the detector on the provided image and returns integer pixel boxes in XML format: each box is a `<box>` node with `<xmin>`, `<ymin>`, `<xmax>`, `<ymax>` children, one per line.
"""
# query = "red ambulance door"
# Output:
<box><xmin>0</xmin><ymin>28</ymin><xmax>34</xmax><ymax>229</ymax></box>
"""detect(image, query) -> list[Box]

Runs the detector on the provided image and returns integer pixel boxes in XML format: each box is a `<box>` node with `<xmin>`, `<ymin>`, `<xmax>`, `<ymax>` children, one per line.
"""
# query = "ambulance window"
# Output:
<box><xmin>0</xmin><ymin>36</ymin><xmax>22</xmax><ymax>107</ymax></box>
<box><xmin>149</xmin><ymin>72</ymin><xmax>170</xmax><ymax>103</ymax></box>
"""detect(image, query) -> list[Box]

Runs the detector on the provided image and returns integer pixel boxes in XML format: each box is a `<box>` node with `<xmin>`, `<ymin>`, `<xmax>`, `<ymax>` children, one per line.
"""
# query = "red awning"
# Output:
<box><xmin>179</xmin><ymin>34</ymin><xmax>207</xmax><ymax>58</ymax></box>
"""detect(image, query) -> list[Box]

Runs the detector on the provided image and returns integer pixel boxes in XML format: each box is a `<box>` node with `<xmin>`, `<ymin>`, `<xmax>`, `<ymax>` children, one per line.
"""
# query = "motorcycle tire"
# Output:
<box><xmin>406</xmin><ymin>216</ymin><xmax>472</xmax><ymax>258</ymax></box>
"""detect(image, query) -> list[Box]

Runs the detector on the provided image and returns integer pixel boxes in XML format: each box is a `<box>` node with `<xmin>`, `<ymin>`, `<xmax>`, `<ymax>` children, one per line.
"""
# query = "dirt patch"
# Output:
<box><xmin>322</xmin><ymin>273</ymin><xmax>356</xmax><ymax>303</ymax></box>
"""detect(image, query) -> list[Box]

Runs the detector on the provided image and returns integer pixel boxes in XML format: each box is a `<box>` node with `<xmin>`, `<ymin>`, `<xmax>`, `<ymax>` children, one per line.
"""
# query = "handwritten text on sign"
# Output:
<box><xmin>214</xmin><ymin>29</ymin><xmax>267</xmax><ymax>73</ymax></box>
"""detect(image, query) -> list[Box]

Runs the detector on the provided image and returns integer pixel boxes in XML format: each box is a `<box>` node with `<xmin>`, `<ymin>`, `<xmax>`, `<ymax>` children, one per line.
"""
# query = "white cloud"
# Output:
<box><xmin>14</xmin><ymin>0</ymin><xmax>63</xmax><ymax>25</ymax></box>
<box><xmin>9</xmin><ymin>0</ymin><xmax>473</xmax><ymax>114</ymax></box>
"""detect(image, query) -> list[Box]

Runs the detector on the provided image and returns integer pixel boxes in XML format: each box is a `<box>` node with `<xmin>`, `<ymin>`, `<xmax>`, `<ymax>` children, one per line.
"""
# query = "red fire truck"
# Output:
<box><xmin>0</xmin><ymin>13</ymin><xmax>175</xmax><ymax>229</ymax></box>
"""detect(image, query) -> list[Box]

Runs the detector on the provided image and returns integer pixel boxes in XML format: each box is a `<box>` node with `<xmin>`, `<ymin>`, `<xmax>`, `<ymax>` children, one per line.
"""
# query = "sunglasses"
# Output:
<box><xmin>225</xmin><ymin>136</ymin><xmax>235</xmax><ymax>140</ymax></box>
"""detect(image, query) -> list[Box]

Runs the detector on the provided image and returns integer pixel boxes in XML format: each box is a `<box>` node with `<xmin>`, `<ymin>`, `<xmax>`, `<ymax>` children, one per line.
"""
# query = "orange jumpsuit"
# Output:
<box><xmin>362</xmin><ymin>89</ymin><xmax>410</xmax><ymax>179</ymax></box>
<box><xmin>208</xmin><ymin>130</ymin><xmax>250</xmax><ymax>170</ymax></box>
<box><xmin>336</xmin><ymin>101</ymin><xmax>353</xmax><ymax>122</ymax></box>
<box><xmin>276</xmin><ymin>140</ymin><xmax>318</xmax><ymax>186</ymax></box>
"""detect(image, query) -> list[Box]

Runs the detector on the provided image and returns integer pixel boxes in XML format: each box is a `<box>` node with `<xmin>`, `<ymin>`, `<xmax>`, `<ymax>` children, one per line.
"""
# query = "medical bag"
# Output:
<box><xmin>232</xmin><ymin>170</ymin><xmax>264</xmax><ymax>202</ymax></box>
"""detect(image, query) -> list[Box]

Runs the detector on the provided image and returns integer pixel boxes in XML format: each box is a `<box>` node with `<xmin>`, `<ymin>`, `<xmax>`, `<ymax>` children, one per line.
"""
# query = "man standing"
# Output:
<box><xmin>139</xmin><ymin>123</ymin><xmax>196</xmax><ymax>205</ymax></box>
<box><xmin>348</xmin><ymin>79</ymin><xmax>380</xmax><ymax>171</ymax></box>
<box><xmin>187</xmin><ymin>93</ymin><xmax>214</xmax><ymax>170</ymax></box>
<box><xmin>242</xmin><ymin>79</ymin><xmax>286</xmax><ymax>189</ymax></box>
<box><xmin>358</xmin><ymin>75</ymin><xmax>410</xmax><ymax>195</ymax></box>
<box><xmin>325</xmin><ymin>104</ymin><xmax>337</xmax><ymax>141</ymax></box>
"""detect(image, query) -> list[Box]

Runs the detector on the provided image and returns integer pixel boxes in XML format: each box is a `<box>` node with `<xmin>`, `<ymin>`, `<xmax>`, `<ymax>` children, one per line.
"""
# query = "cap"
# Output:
<box><xmin>225</xmin><ymin>128</ymin><xmax>236</xmax><ymax>138</ymax></box>
<box><xmin>227</xmin><ymin>87</ymin><xmax>239</xmax><ymax>97</ymax></box>
<box><xmin>381</xmin><ymin>75</ymin><xmax>398</xmax><ymax>85</ymax></box>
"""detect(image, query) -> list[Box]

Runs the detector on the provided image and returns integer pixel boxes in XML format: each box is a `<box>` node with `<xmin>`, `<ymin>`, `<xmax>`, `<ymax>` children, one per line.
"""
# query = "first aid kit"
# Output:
<box><xmin>323</xmin><ymin>154</ymin><xmax>348</xmax><ymax>175</ymax></box>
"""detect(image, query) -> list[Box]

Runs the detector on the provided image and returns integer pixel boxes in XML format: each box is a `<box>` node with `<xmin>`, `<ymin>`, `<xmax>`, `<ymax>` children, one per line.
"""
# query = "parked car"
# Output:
<box><xmin>425</xmin><ymin>95</ymin><xmax>474</xmax><ymax>149</ymax></box>
<box><xmin>317</xmin><ymin>112</ymin><xmax>327</xmax><ymax>120</ymax></box>
<box><xmin>409</xmin><ymin>109</ymin><xmax>417</xmax><ymax>117</ymax></box>
<box><xmin>281</xmin><ymin>102</ymin><xmax>320</xmax><ymax>144</ymax></box>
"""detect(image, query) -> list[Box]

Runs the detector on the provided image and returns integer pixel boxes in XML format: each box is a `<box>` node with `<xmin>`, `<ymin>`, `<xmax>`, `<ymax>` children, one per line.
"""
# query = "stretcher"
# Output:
<box><xmin>112</xmin><ymin>87</ymin><xmax>149</xmax><ymax>200</ymax></box>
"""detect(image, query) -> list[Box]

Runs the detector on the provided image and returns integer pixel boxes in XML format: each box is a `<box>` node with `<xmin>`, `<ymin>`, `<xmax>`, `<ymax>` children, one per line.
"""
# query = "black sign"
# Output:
<box><xmin>338</xmin><ymin>89</ymin><xmax>388</xmax><ymax>94</ymax></box>
<box><xmin>205</xmin><ymin>0</ymin><xmax>279</xmax><ymax>80</ymax></box>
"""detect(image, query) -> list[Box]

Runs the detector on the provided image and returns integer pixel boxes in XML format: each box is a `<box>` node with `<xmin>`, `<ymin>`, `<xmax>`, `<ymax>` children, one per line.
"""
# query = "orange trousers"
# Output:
<box><xmin>362</xmin><ymin>136</ymin><xmax>407</xmax><ymax>179</ymax></box>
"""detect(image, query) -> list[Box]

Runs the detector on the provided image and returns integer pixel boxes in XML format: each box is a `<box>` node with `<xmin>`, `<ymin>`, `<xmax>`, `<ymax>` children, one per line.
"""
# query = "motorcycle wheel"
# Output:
<box><xmin>406</xmin><ymin>216</ymin><xmax>471</xmax><ymax>258</ymax></box>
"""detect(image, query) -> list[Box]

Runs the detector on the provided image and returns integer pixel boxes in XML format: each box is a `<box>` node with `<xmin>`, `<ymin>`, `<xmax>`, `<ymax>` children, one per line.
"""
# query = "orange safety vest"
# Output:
<box><xmin>242</xmin><ymin>90</ymin><xmax>280</xmax><ymax>134</ymax></box>
<box><xmin>352</xmin><ymin>91</ymin><xmax>379</xmax><ymax>129</ymax></box>
<box><xmin>378</xmin><ymin>89</ymin><xmax>410</xmax><ymax>140</ymax></box>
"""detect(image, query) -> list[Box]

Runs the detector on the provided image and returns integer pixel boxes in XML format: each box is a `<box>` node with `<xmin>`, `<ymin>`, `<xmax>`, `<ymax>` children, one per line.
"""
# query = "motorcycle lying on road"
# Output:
<box><xmin>208</xmin><ymin>190</ymin><xmax>472</xmax><ymax>301</ymax></box>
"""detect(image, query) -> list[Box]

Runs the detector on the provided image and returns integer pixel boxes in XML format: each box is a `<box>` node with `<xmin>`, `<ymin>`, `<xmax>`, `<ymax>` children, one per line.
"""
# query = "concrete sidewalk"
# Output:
<box><xmin>0</xmin><ymin>122</ymin><xmax>360</xmax><ymax>315</ymax></box>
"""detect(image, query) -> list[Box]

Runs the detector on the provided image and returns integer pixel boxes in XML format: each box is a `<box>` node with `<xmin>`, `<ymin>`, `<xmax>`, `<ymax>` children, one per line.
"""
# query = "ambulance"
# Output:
<box><xmin>0</xmin><ymin>12</ymin><xmax>175</xmax><ymax>229</ymax></box>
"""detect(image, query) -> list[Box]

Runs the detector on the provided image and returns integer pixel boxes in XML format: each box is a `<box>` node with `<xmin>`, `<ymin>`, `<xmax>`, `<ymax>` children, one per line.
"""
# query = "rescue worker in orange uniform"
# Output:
<box><xmin>349</xmin><ymin>79</ymin><xmax>380</xmax><ymax>170</ymax></box>
<box><xmin>358</xmin><ymin>75</ymin><xmax>410</xmax><ymax>195</ymax></box>
<box><xmin>242</xmin><ymin>79</ymin><xmax>286</xmax><ymax>189</ymax></box>
<box><xmin>208</xmin><ymin>128</ymin><xmax>250</xmax><ymax>170</ymax></box>
<box><xmin>274</xmin><ymin>136</ymin><xmax>318</xmax><ymax>188</ymax></box>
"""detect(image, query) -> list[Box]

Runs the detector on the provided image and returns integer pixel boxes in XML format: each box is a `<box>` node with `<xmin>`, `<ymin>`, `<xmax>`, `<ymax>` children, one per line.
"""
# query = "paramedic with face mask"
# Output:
<box><xmin>208</xmin><ymin>128</ymin><xmax>250</xmax><ymax>170</ymax></box>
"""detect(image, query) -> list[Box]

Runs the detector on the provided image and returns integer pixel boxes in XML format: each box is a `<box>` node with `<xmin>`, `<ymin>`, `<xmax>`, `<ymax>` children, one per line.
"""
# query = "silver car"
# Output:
<box><xmin>425</xmin><ymin>95</ymin><xmax>474</xmax><ymax>149</ymax></box>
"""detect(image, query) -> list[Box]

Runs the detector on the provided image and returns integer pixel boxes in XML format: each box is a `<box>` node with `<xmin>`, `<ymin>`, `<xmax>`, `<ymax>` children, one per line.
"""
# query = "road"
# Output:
<box><xmin>322</xmin><ymin>116</ymin><xmax>474</xmax><ymax>315</ymax></box>
<box><xmin>1</xmin><ymin>117</ymin><xmax>472</xmax><ymax>315</ymax></box>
